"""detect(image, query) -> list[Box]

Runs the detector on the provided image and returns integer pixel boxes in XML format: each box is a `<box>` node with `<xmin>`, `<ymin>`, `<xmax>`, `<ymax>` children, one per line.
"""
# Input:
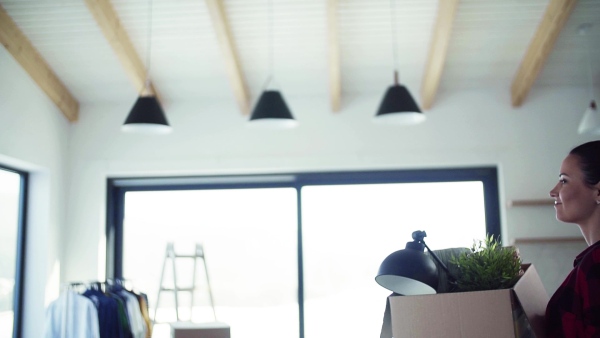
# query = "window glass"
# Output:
<box><xmin>122</xmin><ymin>188</ymin><xmax>299</xmax><ymax>338</ymax></box>
<box><xmin>111</xmin><ymin>170</ymin><xmax>497</xmax><ymax>338</ymax></box>
<box><xmin>302</xmin><ymin>182</ymin><xmax>486</xmax><ymax>337</ymax></box>
<box><xmin>0</xmin><ymin>169</ymin><xmax>21</xmax><ymax>338</ymax></box>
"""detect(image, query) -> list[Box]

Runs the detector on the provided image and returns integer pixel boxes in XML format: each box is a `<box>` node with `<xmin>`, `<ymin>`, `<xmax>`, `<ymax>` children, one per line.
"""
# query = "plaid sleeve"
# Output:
<box><xmin>547</xmin><ymin>245</ymin><xmax>600</xmax><ymax>337</ymax></box>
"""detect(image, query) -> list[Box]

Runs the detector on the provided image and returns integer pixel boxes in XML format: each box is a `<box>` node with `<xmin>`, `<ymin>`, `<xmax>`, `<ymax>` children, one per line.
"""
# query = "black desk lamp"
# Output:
<box><xmin>376</xmin><ymin>230</ymin><xmax>454</xmax><ymax>295</ymax></box>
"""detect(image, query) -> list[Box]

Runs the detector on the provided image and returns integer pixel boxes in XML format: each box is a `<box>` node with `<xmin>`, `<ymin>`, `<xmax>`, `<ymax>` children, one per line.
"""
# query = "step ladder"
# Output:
<box><xmin>153</xmin><ymin>242</ymin><xmax>216</xmax><ymax>323</ymax></box>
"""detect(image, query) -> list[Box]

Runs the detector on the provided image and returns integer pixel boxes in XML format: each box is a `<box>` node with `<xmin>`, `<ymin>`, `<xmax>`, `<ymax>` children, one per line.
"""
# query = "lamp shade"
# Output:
<box><xmin>374</xmin><ymin>85</ymin><xmax>425</xmax><ymax>124</ymax></box>
<box><xmin>375</xmin><ymin>241</ymin><xmax>438</xmax><ymax>295</ymax></box>
<box><xmin>122</xmin><ymin>96</ymin><xmax>172</xmax><ymax>134</ymax></box>
<box><xmin>578</xmin><ymin>100</ymin><xmax>599</xmax><ymax>135</ymax></box>
<box><xmin>248</xmin><ymin>90</ymin><xmax>298</xmax><ymax>128</ymax></box>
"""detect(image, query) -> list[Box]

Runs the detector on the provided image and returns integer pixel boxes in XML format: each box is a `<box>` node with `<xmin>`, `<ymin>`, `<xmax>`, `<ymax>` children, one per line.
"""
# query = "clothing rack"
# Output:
<box><xmin>64</xmin><ymin>278</ymin><xmax>130</xmax><ymax>289</ymax></box>
<box><xmin>46</xmin><ymin>279</ymin><xmax>152</xmax><ymax>338</ymax></box>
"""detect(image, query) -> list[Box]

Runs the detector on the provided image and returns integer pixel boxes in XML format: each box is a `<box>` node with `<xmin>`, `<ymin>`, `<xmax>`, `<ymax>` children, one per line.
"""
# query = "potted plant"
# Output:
<box><xmin>448</xmin><ymin>234</ymin><xmax>523</xmax><ymax>292</ymax></box>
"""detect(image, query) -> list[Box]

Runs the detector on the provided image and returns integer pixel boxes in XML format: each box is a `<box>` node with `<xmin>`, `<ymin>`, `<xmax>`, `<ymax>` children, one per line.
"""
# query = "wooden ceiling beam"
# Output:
<box><xmin>420</xmin><ymin>0</ymin><xmax>459</xmax><ymax>110</ymax></box>
<box><xmin>327</xmin><ymin>0</ymin><xmax>341</xmax><ymax>112</ymax></box>
<box><xmin>0</xmin><ymin>4</ymin><xmax>79</xmax><ymax>122</ymax></box>
<box><xmin>84</xmin><ymin>0</ymin><xmax>160</xmax><ymax>100</ymax></box>
<box><xmin>511</xmin><ymin>0</ymin><xmax>577</xmax><ymax>107</ymax></box>
<box><xmin>205</xmin><ymin>0</ymin><xmax>251</xmax><ymax>115</ymax></box>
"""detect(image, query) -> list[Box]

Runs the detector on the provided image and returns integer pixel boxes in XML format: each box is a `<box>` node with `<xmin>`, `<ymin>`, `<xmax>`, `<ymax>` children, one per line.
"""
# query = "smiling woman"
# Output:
<box><xmin>546</xmin><ymin>140</ymin><xmax>600</xmax><ymax>337</ymax></box>
<box><xmin>0</xmin><ymin>167</ymin><xmax>23</xmax><ymax>338</ymax></box>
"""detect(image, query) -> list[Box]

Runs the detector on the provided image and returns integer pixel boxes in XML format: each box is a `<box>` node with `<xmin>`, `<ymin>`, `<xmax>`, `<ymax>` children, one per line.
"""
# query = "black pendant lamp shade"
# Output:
<box><xmin>375</xmin><ymin>239</ymin><xmax>438</xmax><ymax>295</ymax></box>
<box><xmin>122</xmin><ymin>96</ymin><xmax>172</xmax><ymax>134</ymax></box>
<box><xmin>374</xmin><ymin>84</ymin><xmax>425</xmax><ymax>125</ymax></box>
<box><xmin>248</xmin><ymin>90</ymin><xmax>298</xmax><ymax>128</ymax></box>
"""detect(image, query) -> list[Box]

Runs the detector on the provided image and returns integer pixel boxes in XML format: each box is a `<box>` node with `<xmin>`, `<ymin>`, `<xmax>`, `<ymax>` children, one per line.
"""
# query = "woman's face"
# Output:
<box><xmin>550</xmin><ymin>154</ymin><xmax>599</xmax><ymax>224</ymax></box>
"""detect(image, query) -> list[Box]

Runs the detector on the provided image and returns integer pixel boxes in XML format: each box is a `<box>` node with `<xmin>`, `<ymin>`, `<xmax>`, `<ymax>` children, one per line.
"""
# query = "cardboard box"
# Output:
<box><xmin>388</xmin><ymin>264</ymin><xmax>549</xmax><ymax>338</ymax></box>
<box><xmin>170</xmin><ymin>321</ymin><xmax>230</xmax><ymax>338</ymax></box>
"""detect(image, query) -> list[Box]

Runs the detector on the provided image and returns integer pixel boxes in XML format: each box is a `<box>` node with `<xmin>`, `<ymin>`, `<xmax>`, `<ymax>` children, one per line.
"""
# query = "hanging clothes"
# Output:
<box><xmin>44</xmin><ymin>282</ymin><xmax>152</xmax><ymax>338</ymax></box>
<box><xmin>136</xmin><ymin>294</ymin><xmax>153</xmax><ymax>338</ymax></box>
<box><xmin>83</xmin><ymin>287</ymin><xmax>128</xmax><ymax>338</ymax></box>
<box><xmin>108</xmin><ymin>292</ymin><xmax>134</xmax><ymax>338</ymax></box>
<box><xmin>113</xmin><ymin>286</ymin><xmax>147</xmax><ymax>338</ymax></box>
<box><xmin>43</xmin><ymin>289</ymin><xmax>100</xmax><ymax>338</ymax></box>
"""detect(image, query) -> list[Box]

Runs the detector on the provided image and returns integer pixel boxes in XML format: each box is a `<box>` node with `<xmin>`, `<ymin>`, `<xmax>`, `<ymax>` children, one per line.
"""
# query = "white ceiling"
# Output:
<box><xmin>1</xmin><ymin>0</ymin><xmax>599</xmax><ymax>109</ymax></box>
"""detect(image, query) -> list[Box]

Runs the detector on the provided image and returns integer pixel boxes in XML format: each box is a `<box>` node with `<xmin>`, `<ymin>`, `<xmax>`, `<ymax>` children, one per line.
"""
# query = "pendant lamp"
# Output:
<box><xmin>578</xmin><ymin>23</ymin><xmax>598</xmax><ymax>135</ymax></box>
<box><xmin>249</xmin><ymin>90</ymin><xmax>297</xmax><ymax>128</ymax></box>
<box><xmin>122</xmin><ymin>0</ymin><xmax>171</xmax><ymax>134</ymax></box>
<box><xmin>578</xmin><ymin>100</ymin><xmax>599</xmax><ymax>135</ymax></box>
<box><xmin>122</xmin><ymin>96</ymin><xmax>171</xmax><ymax>134</ymax></box>
<box><xmin>248</xmin><ymin>0</ymin><xmax>297</xmax><ymax>128</ymax></box>
<box><xmin>374</xmin><ymin>0</ymin><xmax>424</xmax><ymax>124</ymax></box>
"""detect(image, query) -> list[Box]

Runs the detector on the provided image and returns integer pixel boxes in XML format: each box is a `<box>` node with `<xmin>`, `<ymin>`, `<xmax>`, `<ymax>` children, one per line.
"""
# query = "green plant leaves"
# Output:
<box><xmin>449</xmin><ymin>234</ymin><xmax>523</xmax><ymax>292</ymax></box>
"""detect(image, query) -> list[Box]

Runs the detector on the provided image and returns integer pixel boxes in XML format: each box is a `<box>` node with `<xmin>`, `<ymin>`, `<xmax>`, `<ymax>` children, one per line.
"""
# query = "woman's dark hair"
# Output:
<box><xmin>569</xmin><ymin>140</ymin><xmax>600</xmax><ymax>186</ymax></box>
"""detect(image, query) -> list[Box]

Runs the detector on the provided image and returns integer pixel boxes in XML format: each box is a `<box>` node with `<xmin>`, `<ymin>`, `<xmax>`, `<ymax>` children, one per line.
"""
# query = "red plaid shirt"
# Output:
<box><xmin>546</xmin><ymin>240</ymin><xmax>600</xmax><ymax>337</ymax></box>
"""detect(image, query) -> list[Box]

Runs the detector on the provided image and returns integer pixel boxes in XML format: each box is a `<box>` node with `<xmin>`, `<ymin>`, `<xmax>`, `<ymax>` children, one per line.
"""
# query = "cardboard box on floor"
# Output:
<box><xmin>170</xmin><ymin>321</ymin><xmax>230</xmax><ymax>338</ymax></box>
<box><xmin>384</xmin><ymin>264</ymin><xmax>549</xmax><ymax>338</ymax></box>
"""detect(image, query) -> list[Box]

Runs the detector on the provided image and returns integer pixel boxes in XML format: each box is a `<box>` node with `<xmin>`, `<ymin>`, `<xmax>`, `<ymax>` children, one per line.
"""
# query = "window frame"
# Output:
<box><xmin>106</xmin><ymin>167</ymin><xmax>500</xmax><ymax>338</ymax></box>
<box><xmin>0</xmin><ymin>164</ymin><xmax>28</xmax><ymax>338</ymax></box>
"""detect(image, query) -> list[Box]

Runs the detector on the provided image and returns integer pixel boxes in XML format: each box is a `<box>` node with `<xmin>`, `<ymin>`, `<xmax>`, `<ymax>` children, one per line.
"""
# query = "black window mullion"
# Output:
<box><xmin>296</xmin><ymin>186</ymin><xmax>304</xmax><ymax>338</ymax></box>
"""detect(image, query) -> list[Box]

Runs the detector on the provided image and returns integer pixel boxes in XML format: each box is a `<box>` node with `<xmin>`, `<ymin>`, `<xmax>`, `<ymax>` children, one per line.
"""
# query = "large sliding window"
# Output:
<box><xmin>107</xmin><ymin>168</ymin><xmax>500</xmax><ymax>338</ymax></box>
<box><xmin>0</xmin><ymin>166</ymin><xmax>28</xmax><ymax>338</ymax></box>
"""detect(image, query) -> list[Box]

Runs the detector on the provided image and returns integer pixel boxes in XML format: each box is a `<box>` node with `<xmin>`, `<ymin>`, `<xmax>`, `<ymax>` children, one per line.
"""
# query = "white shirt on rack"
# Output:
<box><xmin>44</xmin><ymin>290</ymin><xmax>100</xmax><ymax>338</ymax></box>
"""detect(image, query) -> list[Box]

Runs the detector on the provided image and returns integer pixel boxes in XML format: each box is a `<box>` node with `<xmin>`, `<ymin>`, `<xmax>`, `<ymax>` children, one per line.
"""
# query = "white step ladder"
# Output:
<box><xmin>153</xmin><ymin>242</ymin><xmax>216</xmax><ymax>323</ymax></box>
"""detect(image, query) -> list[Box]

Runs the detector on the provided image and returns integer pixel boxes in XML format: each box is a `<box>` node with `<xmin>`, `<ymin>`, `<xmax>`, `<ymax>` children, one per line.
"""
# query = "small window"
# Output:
<box><xmin>0</xmin><ymin>166</ymin><xmax>27</xmax><ymax>338</ymax></box>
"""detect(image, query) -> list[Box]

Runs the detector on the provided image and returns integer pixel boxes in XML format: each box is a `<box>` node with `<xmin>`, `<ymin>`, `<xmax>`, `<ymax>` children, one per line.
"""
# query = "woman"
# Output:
<box><xmin>546</xmin><ymin>140</ymin><xmax>600</xmax><ymax>337</ymax></box>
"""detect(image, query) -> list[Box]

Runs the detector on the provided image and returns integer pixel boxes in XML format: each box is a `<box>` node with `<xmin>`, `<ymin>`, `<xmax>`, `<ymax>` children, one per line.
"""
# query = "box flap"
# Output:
<box><xmin>513</xmin><ymin>264</ymin><xmax>549</xmax><ymax>338</ymax></box>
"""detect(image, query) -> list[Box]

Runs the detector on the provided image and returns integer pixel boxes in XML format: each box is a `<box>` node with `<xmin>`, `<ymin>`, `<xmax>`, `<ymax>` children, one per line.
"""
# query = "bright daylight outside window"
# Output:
<box><xmin>122</xmin><ymin>188</ymin><xmax>299</xmax><ymax>338</ymax></box>
<box><xmin>302</xmin><ymin>181</ymin><xmax>486</xmax><ymax>338</ymax></box>
<box><xmin>117</xmin><ymin>177</ymin><xmax>490</xmax><ymax>338</ymax></box>
<box><xmin>0</xmin><ymin>169</ymin><xmax>22</xmax><ymax>338</ymax></box>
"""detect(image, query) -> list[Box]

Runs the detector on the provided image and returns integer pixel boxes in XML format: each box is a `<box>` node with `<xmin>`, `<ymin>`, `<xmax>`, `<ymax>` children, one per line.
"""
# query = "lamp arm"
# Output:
<box><xmin>421</xmin><ymin>240</ymin><xmax>456</xmax><ymax>282</ymax></box>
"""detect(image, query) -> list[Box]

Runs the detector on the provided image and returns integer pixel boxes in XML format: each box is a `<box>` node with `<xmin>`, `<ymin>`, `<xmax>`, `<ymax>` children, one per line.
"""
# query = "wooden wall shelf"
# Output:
<box><xmin>507</xmin><ymin>199</ymin><xmax>554</xmax><ymax>208</ymax></box>
<box><xmin>511</xmin><ymin>237</ymin><xmax>585</xmax><ymax>245</ymax></box>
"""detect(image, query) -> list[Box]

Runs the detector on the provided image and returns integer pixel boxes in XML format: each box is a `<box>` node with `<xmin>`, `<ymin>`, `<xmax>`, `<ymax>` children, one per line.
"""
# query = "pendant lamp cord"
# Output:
<box><xmin>586</xmin><ymin>39</ymin><xmax>595</xmax><ymax>101</ymax></box>
<box><xmin>390</xmin><ymin>0</ymin><xmax>399</xmax><ymax>85</ymax></box>
<box><xmin>143</xmin><ymin>0</ymin><xmax>154</xmax><ymax>92</ymax></box>
<box><xmin>260</xmin><ymin>0</ymin><xmax>274</xmax><ymax>91</ymax></box>
<box><xmin>255</xmin><ymin>0</ymin><xmax>273</xmax><ymax>92</ymax></box>
<box><xmin>268</xmin><ymin>0</ymin><xmax>273</xmax><ymax>84</ymax></box>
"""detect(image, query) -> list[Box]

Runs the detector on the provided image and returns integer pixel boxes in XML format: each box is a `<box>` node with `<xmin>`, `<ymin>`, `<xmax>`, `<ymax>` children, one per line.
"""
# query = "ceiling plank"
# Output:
<box><xmin>205</xmin><ymin>0</ymin><xmax>251</xmax><ymax>116</ymax></box>
<box><xmin>511</xmin><ymin>0</ymin><xmax>577</xmax><ymax>107</ymax></box>
<box><xmin>0</xmin><ymin>4</ymin><xmax>79</xmax><ymax>122</ymax></box>
<box><xmin>420</xmin><ymin>0</ymin><xmax>459</xmax><ymax>110</ymax></box>
<box><xmin>84</xmin><ymin>0</ymin><xmax>160</xmax><ymax>100</ymax></box>
<box><xmin>327</xmin><ymin>0</ymin><xmax>341</xmax><ymax>112</ymax></box>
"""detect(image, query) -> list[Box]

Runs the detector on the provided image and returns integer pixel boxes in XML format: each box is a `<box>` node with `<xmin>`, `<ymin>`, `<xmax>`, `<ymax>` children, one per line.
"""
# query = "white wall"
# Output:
<box><xmin>0</xmin><ymin>48</ymin><xmax>70</xmax><ymax>337</ymax></box>
<box><xmin>64</xmin><ymin>84</ymin><xmax>598</xmax><ymax>283</ymax></box>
